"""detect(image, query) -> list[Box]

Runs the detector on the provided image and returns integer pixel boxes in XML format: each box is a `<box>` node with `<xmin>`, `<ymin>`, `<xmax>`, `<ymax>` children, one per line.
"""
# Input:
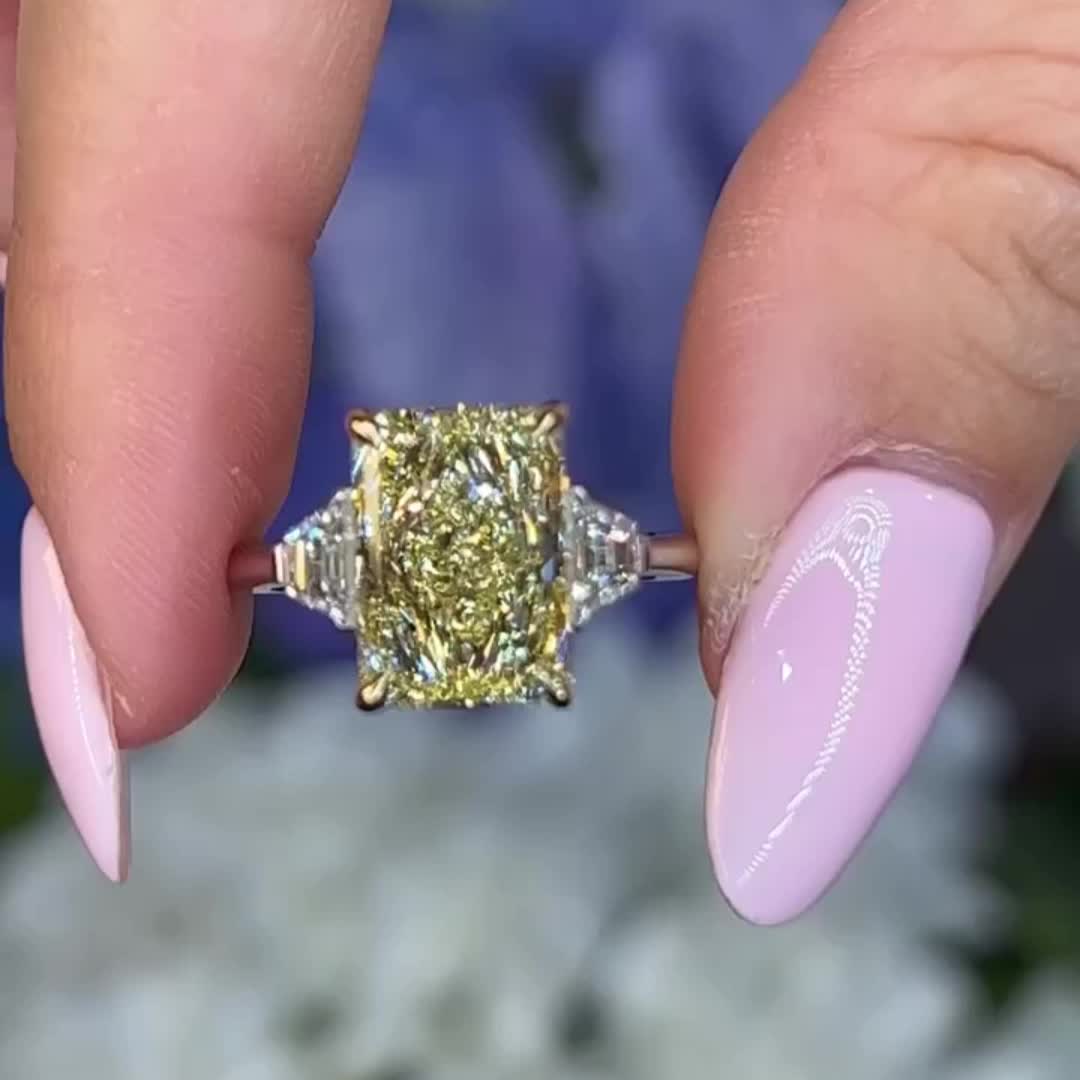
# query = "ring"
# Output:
<box><xmin>229</xmin><ymin>403</ymin><xmax>698</xmax><ymax>709</ymax></box>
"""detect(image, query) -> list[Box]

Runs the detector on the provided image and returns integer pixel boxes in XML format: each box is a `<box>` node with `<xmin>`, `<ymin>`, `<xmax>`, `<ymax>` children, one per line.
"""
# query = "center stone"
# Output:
<box><xmin>353</xmin><ymin>405</ymin><xmax>572</xmax><ymax>707</ymax></box>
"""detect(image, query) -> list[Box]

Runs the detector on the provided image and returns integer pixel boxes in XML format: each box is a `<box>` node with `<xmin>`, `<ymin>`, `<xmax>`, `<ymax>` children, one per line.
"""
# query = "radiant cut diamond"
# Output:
<box><xmin>352</xmin><ymin>404</ymin><xmax>572</xmax><ymax>708</ymax></box>
<box><xmin>274</xmin><ymin>403</ymin><xmax>648</xmax><ymax>709</ymax></box>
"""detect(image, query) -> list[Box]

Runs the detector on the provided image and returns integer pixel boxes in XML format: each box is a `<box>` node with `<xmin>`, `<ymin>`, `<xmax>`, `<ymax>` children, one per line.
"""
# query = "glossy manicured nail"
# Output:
<box><xmin>706</xmin><ymin>468</ymin><xmax>992</xmax><ymax>925</ymax></box>
<box><xmin>21</xmin><ymin>508</ymin><xmax>130</xmax><ymax>882</ymax></box>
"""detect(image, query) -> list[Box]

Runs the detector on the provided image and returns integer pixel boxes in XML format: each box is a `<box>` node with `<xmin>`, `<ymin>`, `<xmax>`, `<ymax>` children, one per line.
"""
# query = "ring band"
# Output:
<box><xmin>229</xmin><ymin>532</ymin><xmax>699</xmax><ymax>591</ymax></box>
<box><xmin>231</xmin><ymin>403</ymin><xmax>698</xmax><ymax>710</ymax></box>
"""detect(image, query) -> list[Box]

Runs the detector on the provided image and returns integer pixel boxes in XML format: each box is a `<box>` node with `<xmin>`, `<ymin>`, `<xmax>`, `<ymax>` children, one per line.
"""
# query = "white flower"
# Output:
<box><xmin>0</xmin><ymin>619</ymin><xmax>1062</xmax><ymax>1080</ymax></box>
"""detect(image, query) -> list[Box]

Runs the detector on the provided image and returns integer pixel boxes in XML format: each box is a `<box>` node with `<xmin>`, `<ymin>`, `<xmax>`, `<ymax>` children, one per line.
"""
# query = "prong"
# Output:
<box><xmin>356</xmin><ymin>672</ymin><xmax>390</xmax><ymax>712</ymax></box>
<box><xmin>534</xmin><ymin>402</ymin><xmax>569</xmax><ymax>439</ymax></box>
<box><xmin>541</xmin><ymin>669</ymin><xmax>573</xmax><ymax>708</ymax></box>
<box><xmin>346</xmin><ymin>409</ymin><xmax>381</xmax><ymax>447</ymax></box>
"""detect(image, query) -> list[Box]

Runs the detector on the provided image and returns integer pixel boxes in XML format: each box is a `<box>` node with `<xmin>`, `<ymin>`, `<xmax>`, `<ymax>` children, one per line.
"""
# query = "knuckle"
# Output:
<box><xmin>831</xmin><ymin>16</ymin><xmax>1080</xmax><ymax>408</ymax></box>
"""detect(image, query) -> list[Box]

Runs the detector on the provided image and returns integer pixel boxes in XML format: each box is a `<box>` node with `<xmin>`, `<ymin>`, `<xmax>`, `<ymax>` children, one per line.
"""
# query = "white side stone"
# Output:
<box><xmin>562</xmin><ymin>485</ymin><xmax>646</xmax><ymax>628</ymax></box>
<box><xmin>276</xmin><ymin>489</ymin><xmax>359</xmax><ymax>630</ymax></box>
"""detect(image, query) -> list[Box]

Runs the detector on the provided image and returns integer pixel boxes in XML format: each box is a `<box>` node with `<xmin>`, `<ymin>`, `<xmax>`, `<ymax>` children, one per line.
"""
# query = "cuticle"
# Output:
<box><xmin>697</xmin><ymin>438</ymin><xmax>1001</xmax><ymax>686</ymax></box>
<box><xmin>837</xmin><ymin>438</ymin><xmax>1001</xmax><ymax>513</ymax></box>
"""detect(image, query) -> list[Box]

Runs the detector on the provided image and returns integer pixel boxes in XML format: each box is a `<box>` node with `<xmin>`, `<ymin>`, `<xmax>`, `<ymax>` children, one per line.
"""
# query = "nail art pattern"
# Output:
<box><xmin>739</xmin><ymin>494</ymin><xmax>892</xmax><ymax>885</ymax></box>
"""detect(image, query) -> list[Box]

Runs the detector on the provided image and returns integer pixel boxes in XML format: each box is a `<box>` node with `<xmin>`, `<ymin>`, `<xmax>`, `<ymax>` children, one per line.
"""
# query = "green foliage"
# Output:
<box><xmin>990</xmin><ymin>753</ymin><xmax>1080</xmax><ymax>973</ymax></box>
<box><xmin>0</xmin><ymin>664</ymin><xmax>47</xmax><ymax>835</ymax></box>
<box><xmin>943</xmin><ymin>747</ymin><xmax>1080</xmax><ymax>1038</ymax></box>
<box><xmin>0</xmin><ymin>766</ymin><xmax>47</xmax><ymax>834</ymax></box>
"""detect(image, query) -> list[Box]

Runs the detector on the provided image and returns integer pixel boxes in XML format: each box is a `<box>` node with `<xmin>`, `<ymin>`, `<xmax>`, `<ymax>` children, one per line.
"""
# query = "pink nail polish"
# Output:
<box><xmin>21</xmin><ymin>509</ymin><xmax>130</xmax><ymax>882</ymax></box>
<box><xmin>706</xmin><ymin>468</ymin><xmax>992</xmax><ymax>925</ymax></box>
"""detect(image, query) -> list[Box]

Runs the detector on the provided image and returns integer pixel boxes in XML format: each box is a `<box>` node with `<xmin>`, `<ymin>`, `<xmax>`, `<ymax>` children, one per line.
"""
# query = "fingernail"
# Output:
<box><xmin>20</xmin><ymin>508</ymin><xmax>130</xmax><ymax>882</ymax></box>
<box><xmin>706</xmin><ymin>467</ymin><xmax>992</xmax><ymax>925</ymax></box>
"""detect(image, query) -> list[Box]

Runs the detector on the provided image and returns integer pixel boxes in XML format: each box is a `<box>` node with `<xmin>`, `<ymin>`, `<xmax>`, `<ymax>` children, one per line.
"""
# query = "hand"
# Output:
<box><xmin>7</xmin><ymin>1</ymin><xmax>1078</xmax><ymax>924</ymax></box>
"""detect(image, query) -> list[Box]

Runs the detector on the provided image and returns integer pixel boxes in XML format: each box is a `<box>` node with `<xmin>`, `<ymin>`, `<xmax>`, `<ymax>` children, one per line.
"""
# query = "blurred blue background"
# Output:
<box><xmin>3</xmin><ymin>1</ymin><xmax>1080</xmax><ymax>1076</ymax></box>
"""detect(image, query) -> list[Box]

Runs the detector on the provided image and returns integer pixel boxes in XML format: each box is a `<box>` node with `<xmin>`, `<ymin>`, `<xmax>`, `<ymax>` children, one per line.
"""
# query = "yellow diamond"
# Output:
<box><xmin>351</xmin><ymin>404</ymin><xmax>572</xmax><ymax>707</ymax></box>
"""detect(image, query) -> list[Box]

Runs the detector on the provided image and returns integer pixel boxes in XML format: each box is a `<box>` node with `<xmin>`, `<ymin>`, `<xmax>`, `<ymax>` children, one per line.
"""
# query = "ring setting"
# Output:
<box><xmin>257</xmin><ymin>403</ymin><xmax>696</xmax><ymax>710</ymax></box>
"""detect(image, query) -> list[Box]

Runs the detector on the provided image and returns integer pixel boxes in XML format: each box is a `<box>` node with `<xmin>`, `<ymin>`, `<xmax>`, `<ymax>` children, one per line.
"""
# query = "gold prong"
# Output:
<box><xmin>541</xmin><ymin>669</ymin><xmax>573</xmax><ymax>708</ymax></box>
<box><xmin>347</xmin><ymin>409</ymin><xmax>381</xmax><ymax>447</ymax></box>
<box><xmin>356</xmin><ymin>672</ymin><xmax>390</xmax><ymax>712</ymax></box>
<box><xmin>534</xmin><ymin>402</ymin><xmax>569</xmax><ymax>439</ymax></box>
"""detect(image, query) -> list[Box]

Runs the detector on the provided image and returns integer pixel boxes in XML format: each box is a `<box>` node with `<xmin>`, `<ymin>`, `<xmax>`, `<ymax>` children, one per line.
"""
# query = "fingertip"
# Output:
<box><xmin>31</xmin><ymin>467</ymin><xmax>258</xmax><ymax>750</ymax></box>
<box><xmin>6</xmin><ymin>0</ymin><xmax>394</xmax><ymax>750</ymax></box>
<box><xmin>21</xmin><ymin>506</ymin><xmax>131</xmax><ymax>882</ymax></box>
<box><xmin>701</xmin><ymin>470</ymin><xmax>994</xmax><ymax>926</ymax></box>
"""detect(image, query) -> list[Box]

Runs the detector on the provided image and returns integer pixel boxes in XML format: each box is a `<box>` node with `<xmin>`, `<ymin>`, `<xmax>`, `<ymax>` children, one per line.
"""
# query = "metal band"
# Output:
<box><xmin>643</xmin><ymin>533</ymin><xmax>699</xmax><ymax>581</ymax></box>
<box><xmin>228</xmin><ymin>545</ymin><xmax>277</xmax><ymax>593</ymax></box>
<box><xmin>228</xmin><ymin>534</ymin><xmax>699</xmax><ymax>593</ymax></box>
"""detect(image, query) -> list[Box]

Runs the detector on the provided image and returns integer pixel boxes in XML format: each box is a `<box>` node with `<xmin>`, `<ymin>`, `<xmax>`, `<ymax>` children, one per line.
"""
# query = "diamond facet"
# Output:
<box><xmin>352</xmin><ymin>404</ymin><xmax>572</xmax><ymax>707</ymax></box>
<box><xmin>563</xmin><ymin>486</ymin><xmax>646</xmax><ymax>628</ymax></box>
<box><xmin>276</xmin><ymin>490</ymin><xmax>358</xmax><ymax>630</ymax></box>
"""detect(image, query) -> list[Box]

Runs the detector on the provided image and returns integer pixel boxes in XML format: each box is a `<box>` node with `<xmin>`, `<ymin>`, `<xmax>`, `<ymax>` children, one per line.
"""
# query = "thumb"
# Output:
<box><xmin>7</xmin><ymin>0</ymin><xmax>389</xmax><ymax>881</ymax></box>
<box><xmin>674</xmin><ymin>0</ymin><xmax>1080</xmax><ymax>924</ymax></box>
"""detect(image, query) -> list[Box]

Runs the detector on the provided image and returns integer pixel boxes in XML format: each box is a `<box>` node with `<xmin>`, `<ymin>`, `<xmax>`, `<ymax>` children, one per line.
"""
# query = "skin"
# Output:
<box><xmin>4</xmin><ymin>0</ymin><xmax>1080</xmax><ymax>750</ymax></box>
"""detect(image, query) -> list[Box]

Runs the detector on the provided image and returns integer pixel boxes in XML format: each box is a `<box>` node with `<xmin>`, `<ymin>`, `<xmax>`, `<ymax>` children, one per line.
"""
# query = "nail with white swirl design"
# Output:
<box><xmin>705</xmin><ymin>468</ymin><xmax>992</xmax><ymax>925</ymax></box>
